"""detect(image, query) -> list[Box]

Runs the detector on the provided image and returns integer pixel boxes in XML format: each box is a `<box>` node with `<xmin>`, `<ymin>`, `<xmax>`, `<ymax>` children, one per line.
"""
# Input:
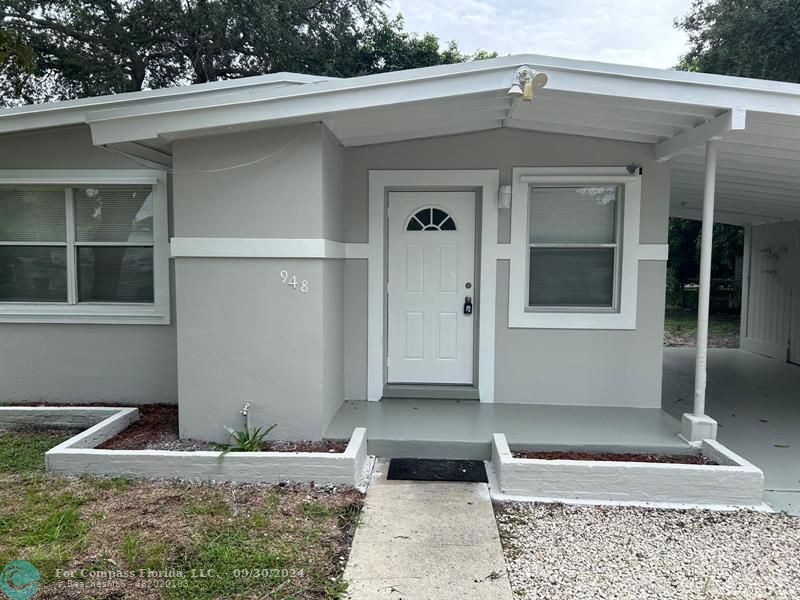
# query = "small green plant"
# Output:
<box><xmin>213</xmin><ymin>401</ymin><xmax>277</xmax><ymax>459</ymax></box>
<box><xmin>213</xmin><ymin>423</ymin><xmax>277</xmax><ymax>457</ymax></box>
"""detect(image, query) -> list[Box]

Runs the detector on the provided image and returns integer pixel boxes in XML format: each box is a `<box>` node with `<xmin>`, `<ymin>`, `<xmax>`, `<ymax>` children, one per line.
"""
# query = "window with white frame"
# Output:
<box><xmin>527</xmin><ymin>185</ymin><xmax>621</xmax><ymax>310</ymax></box>
<box><xmin>0</xmin><ymin>171</ymin><xmax>169</xmax><ymax>324</ymax></box>
<box><xmin>508</xmin><ymin>167</ymin><xmax>641</xmax><ymax>330</ymax></box>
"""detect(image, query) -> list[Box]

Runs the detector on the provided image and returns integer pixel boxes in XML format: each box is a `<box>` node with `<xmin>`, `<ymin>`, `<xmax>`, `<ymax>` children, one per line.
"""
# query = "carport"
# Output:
<box><xmin>663</xmin><ymin>348</ymin><xmax>800</xmax><ymax>513</ymax></box>
<box><xmin>663</xmin><ymin>99</ymin><xmax>800</xmax><ymax>512</ymax></box>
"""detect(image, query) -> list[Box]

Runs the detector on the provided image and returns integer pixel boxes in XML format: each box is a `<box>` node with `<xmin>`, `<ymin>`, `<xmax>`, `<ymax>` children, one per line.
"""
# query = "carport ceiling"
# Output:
<box><xmin>323</xmin><ymin>90</ymin><xmax>800</xmax><ymax>227</ymax></box>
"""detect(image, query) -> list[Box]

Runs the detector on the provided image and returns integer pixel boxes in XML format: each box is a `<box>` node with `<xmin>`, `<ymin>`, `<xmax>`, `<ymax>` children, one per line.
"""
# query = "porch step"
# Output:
<box><xmin>382</xmin><ymin>384</ymin><xmax>480</xmax><ymax>400</ymax></box>
<box><xmin>367</xmin><ymin>438</ymin><xmax>491</xmax><ymax>461</ymax></box>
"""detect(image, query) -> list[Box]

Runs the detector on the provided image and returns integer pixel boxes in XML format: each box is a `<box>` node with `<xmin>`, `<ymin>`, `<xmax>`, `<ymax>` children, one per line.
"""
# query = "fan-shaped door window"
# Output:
<box><xmin>406</xmin><ymin>207</ymin><xmax>456</xmax><ymax>231</ymax></box>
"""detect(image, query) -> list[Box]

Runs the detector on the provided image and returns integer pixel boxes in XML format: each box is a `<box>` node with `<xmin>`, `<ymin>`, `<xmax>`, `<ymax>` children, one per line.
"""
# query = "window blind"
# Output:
<box><xmin>74</xmin><ymin>187</ymin><xmax>154</xmax><ymax>243</ymax></box>
<box><xmin>0</xmin><ymin>187</ymin><xmax>66</xmax><ymax>242</ymax></box>
<box><xmin>78</xmin><ymin>247</ymin><xmax>154</xmax><ymax>302</ymax></box>
<box><xmin>527</xmin><ymin>185</ymin><xmax>619</xmax><ymax>309</ymax></box>
<box><xmin>528</xmin><ymin>186</ymin><xmax>618</xmax><ymax>244</ymax></box>
<box><xmin>528</xmin><ymin>248</ymin><xmax>615</xmax><ymax>307</ymax></box>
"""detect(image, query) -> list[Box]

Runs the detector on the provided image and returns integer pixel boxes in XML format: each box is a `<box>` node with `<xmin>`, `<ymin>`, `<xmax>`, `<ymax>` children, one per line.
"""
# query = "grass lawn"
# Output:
<box><xmin>0</xmin><ymin>429</ymin><xmax>363</xmax><ymax>599</ymax></box>
<box><xmin>664</xmin><ymin>308</ymin><xmax>740</xmax><ymax>336</ymax></box>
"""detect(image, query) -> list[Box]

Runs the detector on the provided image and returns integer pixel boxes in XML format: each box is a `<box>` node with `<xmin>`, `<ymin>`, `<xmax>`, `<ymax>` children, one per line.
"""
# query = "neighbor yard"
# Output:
<box><xmin>663</xmin><ymin>308</ymin><xmax>740</xmax><ymax>348</ymax></box>
<box><xmin>0</xmin><ymin>429</ymin><xmax>363</xmax><ymax>599</ymax></box>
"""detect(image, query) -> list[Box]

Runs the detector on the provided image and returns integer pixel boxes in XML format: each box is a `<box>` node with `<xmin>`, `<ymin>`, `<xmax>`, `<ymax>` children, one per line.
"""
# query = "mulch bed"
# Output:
<box><xmin>10</xmin><ymin>403</ymin><xmax>350</xmax><ymax>453</ymax></box>
<box><xmin>511</xmin><ymin>449</ymin><xmax>716</xmax><ymax>465</ymax></box>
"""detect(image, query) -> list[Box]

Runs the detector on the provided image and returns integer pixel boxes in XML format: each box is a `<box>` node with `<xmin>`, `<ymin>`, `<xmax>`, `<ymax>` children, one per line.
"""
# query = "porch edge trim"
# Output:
<box><xmin>170</xmin><ymin>237</ymin><xmax>368</xmax><ymax>259</ymax></box>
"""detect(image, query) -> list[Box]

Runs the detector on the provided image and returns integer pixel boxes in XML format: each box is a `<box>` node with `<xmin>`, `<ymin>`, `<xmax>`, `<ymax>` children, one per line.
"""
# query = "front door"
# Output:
<box><xmin>387</xmin><ymin>191</ymin><xmax>476</xmax><ymax>384</ymax></box>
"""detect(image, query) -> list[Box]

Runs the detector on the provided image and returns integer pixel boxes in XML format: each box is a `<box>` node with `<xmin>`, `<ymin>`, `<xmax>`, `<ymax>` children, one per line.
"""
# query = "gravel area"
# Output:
<box><xmin>495</xmin><ymin>502</ymin><xmax>800</xmax><ymax>600</ymax></box>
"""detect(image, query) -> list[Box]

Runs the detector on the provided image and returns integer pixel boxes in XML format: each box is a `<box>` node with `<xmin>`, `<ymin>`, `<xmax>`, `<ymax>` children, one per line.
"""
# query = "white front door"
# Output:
<box><xmin>387</xmin><ymin>191</ymin><xmax>476</xmax><ymax>384</ymax></box>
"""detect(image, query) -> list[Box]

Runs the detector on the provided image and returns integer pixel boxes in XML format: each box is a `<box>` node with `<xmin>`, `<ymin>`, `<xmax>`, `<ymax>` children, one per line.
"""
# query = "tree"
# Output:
<box><xmin>0</xmin><ymin>0</ymin><xmax>493</xmax><ymax>105</ymax></box>
<box><xmin>667</xmin><ymin>218</ymin><xmax>743</xmax><ymax>310</ymax></box>
<box><xmin>670</xmin><ymin>0</ymin><xmax>785</xmax><ymax>314</ymax></box>
<box><xmin>1</xmin><ymin>0</ymin><xmax>185</xmax><ymax>101</ymax></box>
<box><xmin>676</xmin><ymin>0</ymin><xmax>800</xmax><ymax>83</ymax></box>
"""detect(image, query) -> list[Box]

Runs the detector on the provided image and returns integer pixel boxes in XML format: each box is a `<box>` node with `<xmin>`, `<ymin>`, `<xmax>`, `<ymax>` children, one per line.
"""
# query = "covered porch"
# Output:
<box><xmin>325</xmin><ymin>399</ymin><xmax>688</xmax><ymax>460</ymax></box>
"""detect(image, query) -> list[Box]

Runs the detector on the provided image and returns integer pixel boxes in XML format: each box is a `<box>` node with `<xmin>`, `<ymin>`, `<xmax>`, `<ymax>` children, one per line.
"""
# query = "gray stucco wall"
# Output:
<box><xmin>1</xmin><ymin>121</ymin><xmax>670</xmax><ymax>436</ymax></box>
<box><xmin>175</xmin><ymin>258</ymin><xmax>328</xmax><ymax>440</ymax></box>
<box><xmin>172</xmin><ymin>124</ymin><xmax>324</xmax><ymax>238</ymax></box>
<box><xmin>341</xmin><ymin>128</ymin><xmax>670</xmax><ymax>407</ymax></box>
<box><xmin>0</xmin><ymin>125</ymin><xmax>178</xmax><ymax>404</ymax></box>
<box><xmin>320</xmin><ymin>131</ymin><xmax>347</xmax><ymax>426</ymax></box>
<box><xmin>173</xmin><ymin>124</ymin><xmax>346</xmax><ymax>440</ymax></box>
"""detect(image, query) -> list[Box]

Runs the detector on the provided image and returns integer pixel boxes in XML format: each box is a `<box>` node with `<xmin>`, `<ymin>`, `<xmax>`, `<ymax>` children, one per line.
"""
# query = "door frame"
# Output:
<box><xmin>386</xmin><ymin>191</ymin><xmax>477</xmax><ymax>385</ymax></box>
<box><xmin>367</xmin><ymin>170</ymin><xmax>499</xmax><ymax>402</ymax></box>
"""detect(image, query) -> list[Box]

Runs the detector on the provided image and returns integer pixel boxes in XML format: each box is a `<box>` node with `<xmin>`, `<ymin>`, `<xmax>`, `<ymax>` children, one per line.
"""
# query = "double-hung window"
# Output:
<box><xmin>0</xmin><ymin>170</ymin><xmax>169</xmax><ymax>324</ymax></box>
<box><xmin>509</xmin><ymin>168</ymin><xmax>642</xmax><ymax>330</ymax></box>
<box><xmin>527</xmin><ymin>185</ymin><xmax>620</xmax><ymax>310</ymax></box>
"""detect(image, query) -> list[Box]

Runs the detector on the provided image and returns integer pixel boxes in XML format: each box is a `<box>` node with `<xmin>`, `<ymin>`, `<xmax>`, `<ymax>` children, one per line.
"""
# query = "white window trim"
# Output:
<box><xmin>0</xmin><ymin>169</ymin><xmax>170</xmax><ymax>325</ymax></box>
<box><xmin>509</xmin><ymin>167</ymin><xmax>641</xmax><ymax>330</ymax></box>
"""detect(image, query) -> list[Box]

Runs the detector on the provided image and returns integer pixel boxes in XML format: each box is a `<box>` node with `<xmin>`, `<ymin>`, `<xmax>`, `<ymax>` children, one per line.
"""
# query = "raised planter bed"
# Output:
<box><xmin>0</xmin><ymin>406</ymin><xmax>369</xmax><ymax>486</ymax></box>
<box><xmin>492</xmin><ymin>433</ymin><xmax>764</xmax><ymax>507</ymax></box>
<box><xmin>95</xmin><ymin>404</ymin><xmax>349</xmax><ymax>453</ymax></box>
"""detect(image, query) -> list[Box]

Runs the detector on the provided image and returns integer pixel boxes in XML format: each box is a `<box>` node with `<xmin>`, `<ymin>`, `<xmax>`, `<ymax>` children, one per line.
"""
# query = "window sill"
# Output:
<box><xmin>0</xmin><ymin>304</ymin><xmax>170</xmax><ymax>325</ymax></box>
<box><xmin>508</xmin><ymin>311</ymin><xmax>636</xmax><ymax>330</ymax></box>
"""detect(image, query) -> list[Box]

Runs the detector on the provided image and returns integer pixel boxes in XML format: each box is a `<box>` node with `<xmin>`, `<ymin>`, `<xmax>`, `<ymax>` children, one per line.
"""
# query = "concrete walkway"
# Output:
<box><xmin>344</xmin><ymin>461</ymin><xmax>513</xmax><ymax>599</ymax></box>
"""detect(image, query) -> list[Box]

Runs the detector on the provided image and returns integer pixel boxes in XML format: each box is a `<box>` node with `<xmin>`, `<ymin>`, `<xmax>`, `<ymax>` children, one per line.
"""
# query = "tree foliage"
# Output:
<box><xmin>668</xmin><ymin>0</ymin><xmax>793</xmax><ymax>311</ymax></box>
<box><xmin>667</xmin><ymin>218</ymin><xmax>743</xmax><ymax>309</ymax></box>
<box><xmin>676</xmin><ymin>0</ymin><xmax>800</xmax><ymax>83</ymax></box>
<box><xmin>0</xmin><ymin>0</ymin><xmax>495</xmax><ymax>105</ymax></box>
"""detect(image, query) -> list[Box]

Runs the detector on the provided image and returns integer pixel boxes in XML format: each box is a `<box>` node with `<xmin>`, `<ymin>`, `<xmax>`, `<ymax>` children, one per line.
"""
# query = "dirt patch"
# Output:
<box><xmin>511</xmin><ymin>450</ymin><xmax>716</xmax><ymax>465</ymax></box>
<box><xmin>96</xmin><ymin>404</ymin><xmax>347</xmax><ymax>452</ymax></box>
<box><xmin>0</xmin><ymin>473</ymin><xmax>363</xmax><ymax>600</ymax></box>
<box><xmin>263</xmin><ymin>439</ymin><xmax>349</xmax><ymax>453</ymax></box>
<box><xmin>664</xmin><ymin>331</ymin><xmax>740</xmax><ymax>348</ymax></box>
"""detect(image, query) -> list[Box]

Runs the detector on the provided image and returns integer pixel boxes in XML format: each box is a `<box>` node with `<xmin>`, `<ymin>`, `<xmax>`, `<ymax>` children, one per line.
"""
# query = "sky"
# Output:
<box><xmin>387</xmin><ymin>0</ymin><xmax>695</xmax><ymax>69</ymax></box>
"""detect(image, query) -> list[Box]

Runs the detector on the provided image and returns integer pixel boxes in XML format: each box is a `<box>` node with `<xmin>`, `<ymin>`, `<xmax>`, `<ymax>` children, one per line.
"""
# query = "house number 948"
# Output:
<box><xmin>280</xmin><ymin>270</ymin><xmax>309</xmax><ymax>293</ymax></box>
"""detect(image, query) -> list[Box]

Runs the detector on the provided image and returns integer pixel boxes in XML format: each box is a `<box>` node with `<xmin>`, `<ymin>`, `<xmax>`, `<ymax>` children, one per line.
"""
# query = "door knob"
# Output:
<box><xmin>464</xmin><ymin>296</ymin><xmax>473</xmax><ymax>315</ymax></box>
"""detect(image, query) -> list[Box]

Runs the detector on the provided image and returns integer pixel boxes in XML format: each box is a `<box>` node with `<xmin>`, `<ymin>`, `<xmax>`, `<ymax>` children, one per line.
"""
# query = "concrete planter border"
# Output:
<box><xmin>491</xmin><ymin>433</ymin><xmax>764</xmax><ymax>507</ymax></box>
<box><xmin>0</xmin><ymin>406</ymin><xmax>369</xmax><ymax>486</ymax></box>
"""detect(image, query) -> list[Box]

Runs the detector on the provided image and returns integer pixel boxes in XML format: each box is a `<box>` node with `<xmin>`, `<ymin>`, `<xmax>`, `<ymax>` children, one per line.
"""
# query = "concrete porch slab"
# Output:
<box><xmin>663</xmin><ymin>348</ymin><xmax>800</xmax><ymax>495</ymax></box>
<box><xmin>326</xmin><ymin>399</ymin><xmax>687</xmax><ymax>459</ymax></box>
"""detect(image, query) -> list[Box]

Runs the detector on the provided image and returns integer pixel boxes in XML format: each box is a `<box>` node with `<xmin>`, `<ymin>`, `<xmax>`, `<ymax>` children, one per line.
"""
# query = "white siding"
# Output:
<box><xmin>741</xmin><ymin>221</ymin><xmax>800</xmax><ymax>361</ymax></box>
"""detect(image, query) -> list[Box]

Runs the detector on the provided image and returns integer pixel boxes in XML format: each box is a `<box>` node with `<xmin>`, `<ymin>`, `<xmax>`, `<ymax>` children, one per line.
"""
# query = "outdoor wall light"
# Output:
<box><xmin>507</xmin><ymin>66</ymin><xmax>549</xmax><ymax>101</ymax></box>
<box><xmin>498</xmin><ymin>184</ymin><xmax>512</xmax><ymax>209</ymax></box>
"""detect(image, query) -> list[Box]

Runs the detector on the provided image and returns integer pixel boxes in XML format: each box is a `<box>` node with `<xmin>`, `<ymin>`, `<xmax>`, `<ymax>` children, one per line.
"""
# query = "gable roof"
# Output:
<box><xmin>1</xmin><ymin>54</ymin><xmax>800</xmax><ymax>225</ymax></box>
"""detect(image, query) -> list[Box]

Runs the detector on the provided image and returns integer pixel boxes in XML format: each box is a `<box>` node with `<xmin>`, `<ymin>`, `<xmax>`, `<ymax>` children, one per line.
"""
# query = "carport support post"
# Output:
<box><xmin>682</xmin><ymin>140</ymin><xmax>720</xmax><ymax>444</ymax></box>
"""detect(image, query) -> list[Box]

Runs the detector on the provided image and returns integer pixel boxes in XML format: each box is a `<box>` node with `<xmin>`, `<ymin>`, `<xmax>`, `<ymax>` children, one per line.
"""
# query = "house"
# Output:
<box><xmin>0</xmin><ymin>55</ymin><xmax>798</xmax><ymax>451</ymax></box>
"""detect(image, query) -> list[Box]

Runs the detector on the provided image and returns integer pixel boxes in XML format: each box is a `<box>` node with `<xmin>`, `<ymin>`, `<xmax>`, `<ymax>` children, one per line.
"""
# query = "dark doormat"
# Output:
<box><xmin>387</xmin><ymin>458</ymin><xmax>488</xmax><ymax>483</ymax></box>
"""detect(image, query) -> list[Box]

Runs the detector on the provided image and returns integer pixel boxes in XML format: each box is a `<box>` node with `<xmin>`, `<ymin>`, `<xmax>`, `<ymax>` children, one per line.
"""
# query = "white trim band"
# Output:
<box><xmin>499</xmin><ymin>243</ymin><xmax>668</xmax><ymax>263</ymax></box>
<box><xmin>170</xmin><ymin>237</ymin><xmax>369</xmax><ymax>259</ymax></box>
<box><xmin>638</xmin><ymin>244</ymin><xmax>669</xmax><ymax>261</ymax></box>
